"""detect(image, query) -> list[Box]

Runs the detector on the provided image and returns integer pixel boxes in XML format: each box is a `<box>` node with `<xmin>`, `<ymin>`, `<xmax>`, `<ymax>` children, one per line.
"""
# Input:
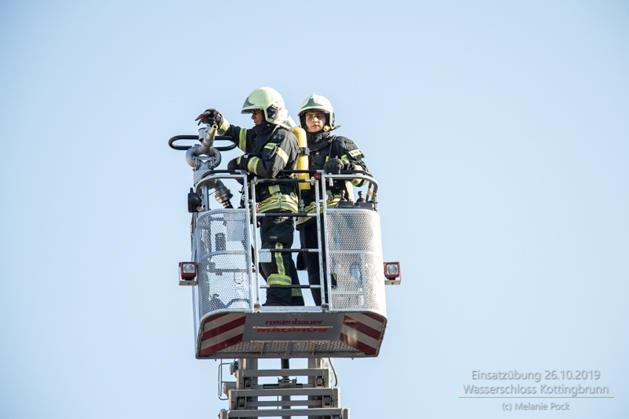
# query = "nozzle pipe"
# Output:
<box><xmin>198</xmin><ymin>124</ymin><xmax>218</xmax><ymax>155</ymax></box>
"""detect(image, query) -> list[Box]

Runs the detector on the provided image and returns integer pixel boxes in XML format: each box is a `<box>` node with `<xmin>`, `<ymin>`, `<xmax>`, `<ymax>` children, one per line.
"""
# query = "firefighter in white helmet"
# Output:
<box><xmin>196</xmin><ymin>87</ymin><xmax>303</xmax><ymax>306</ymax></box>
<box><xmin>296</xmin><ymin>94</ymin><xmax>368</xmax><ymax>306</ymax></box>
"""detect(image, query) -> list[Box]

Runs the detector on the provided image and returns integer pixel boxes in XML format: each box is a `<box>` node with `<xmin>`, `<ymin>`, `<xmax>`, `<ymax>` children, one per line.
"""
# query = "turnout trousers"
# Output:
<box><xmin>259</xmin><ymin>210</ymin><xmax>304</xmax><ymax>306</ymax></box>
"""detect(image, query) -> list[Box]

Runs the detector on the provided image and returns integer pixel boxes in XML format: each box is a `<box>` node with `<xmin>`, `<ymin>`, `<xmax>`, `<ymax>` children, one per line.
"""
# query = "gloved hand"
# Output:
<box><xmin>228</xmin><ymin>155</ymin><xmax>250</xmax><ymax>171</ymax></box>
<box><xmin>195</xmin><ymin>108</ymin><xmax>223</xmax><ymax>127</ymax></box>
<box><xmin>227</xmin><ymin>157</ymin><xmax>240</xmax><ymax>171</ymax></box>
<box><xmin>324</xmin><ymin>158</ymin><xmax>344</xmax><ymax>174</ymax></box>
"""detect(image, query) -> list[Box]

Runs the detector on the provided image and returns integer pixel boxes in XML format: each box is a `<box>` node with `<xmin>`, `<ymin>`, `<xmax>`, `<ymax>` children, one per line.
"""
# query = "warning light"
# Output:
<box><xmin>179</xmin><ymin>262</ymin><xmax>198</xmax><ymax>285</ymax></box>
<box><xmin>384</xmin><ymin>262</ymin><xmax>401</xmax><ymax>285</ymax></box>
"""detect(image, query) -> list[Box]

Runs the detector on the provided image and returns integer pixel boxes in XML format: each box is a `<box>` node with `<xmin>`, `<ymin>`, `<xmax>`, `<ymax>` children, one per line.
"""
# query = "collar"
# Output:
<box><xmin>307</xmin><ymin>130</ymin><xmax>331</xmax><ymax>149</ymax></box>
<box><xmin>252</xmin><ymin>121</ymin><xmax>276</xmax><ymax>136</ymax></box>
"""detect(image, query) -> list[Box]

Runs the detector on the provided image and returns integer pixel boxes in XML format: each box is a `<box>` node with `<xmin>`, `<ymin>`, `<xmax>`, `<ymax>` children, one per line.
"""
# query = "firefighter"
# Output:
<box><xmin>296</xmin><ymin>94</ymin><xmax>368</xmax><ymax>306</ymax></box>
<box><xmin>195</xmin><ymin>87</ymin><xmax>304</xmax><ymax>306</ymax></box>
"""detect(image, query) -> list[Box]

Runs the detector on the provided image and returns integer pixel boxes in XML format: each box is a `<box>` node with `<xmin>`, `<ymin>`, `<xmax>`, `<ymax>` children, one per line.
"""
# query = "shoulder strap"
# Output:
<box><xmin>330</xmin><ymin>136</ymin><xmax>341</xmax><ymax>158</ymax></box>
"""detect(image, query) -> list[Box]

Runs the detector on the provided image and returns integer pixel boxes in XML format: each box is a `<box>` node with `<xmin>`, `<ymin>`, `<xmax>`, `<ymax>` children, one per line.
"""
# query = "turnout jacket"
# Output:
<box><xmin>217</xmin><ymin>119</ymin><xmax>300</xmax><ymax>213</ymax></box>
<box><xmin>296</xmin><ymin>131</ymin><xmax>368</xmax><ymax>225</ymax></box>
<box><xmin>306</xmin><ymin>131</ymin><xmax>367</xmax><ymax>195</ymax></box>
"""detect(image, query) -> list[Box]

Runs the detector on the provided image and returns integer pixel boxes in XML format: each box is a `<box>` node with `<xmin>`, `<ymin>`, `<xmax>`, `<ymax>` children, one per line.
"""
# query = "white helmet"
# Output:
<box><xmin>298</xmin><ymin>94</ymin><xmax>338</xmax><ymax>131</ymax></box>
<box><xmin>241</xmin><ymin>87</ymin><xmax>292</xmax><ymax>126</ymax></box>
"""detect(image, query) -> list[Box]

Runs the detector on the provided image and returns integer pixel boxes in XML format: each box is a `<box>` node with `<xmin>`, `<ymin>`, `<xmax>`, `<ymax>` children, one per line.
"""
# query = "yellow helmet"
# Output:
<box><xmin>241</xmin><ymin>87</ymin><xmax>287</xmax><ymax>124</ymax></box>
<box><xmin>298</xmin><ymin>94</ymin><xmax>338</xmax><ymax>131</ymax></box>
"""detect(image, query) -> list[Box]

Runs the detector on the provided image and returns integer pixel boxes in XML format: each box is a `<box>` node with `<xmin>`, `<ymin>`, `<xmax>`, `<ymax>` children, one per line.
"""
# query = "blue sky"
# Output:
<box><xmin>1</xmin><ymin>1</ymin><xmax>628</xmax><ymax>418</ymax></box>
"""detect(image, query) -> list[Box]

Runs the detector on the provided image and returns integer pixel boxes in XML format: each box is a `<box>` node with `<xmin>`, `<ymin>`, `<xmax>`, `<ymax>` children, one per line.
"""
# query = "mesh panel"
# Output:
<box><xmin>193</xmin><ymin>209</ymin><xmax>387</xmax><ymax>320</ymax></box>
<box><xmin>326</xmin><ymin>210</ymin><xmax>386</xmax><ymax>313</ymax></box>
<box><xmin>195</xmin><ymin>210</ymin><xmax>253</xmax><ymax>317</ymax></box>
<box><xmin>216</xmin><ymin>340</ymin><xmax>362</xmax><ymax>358</ymax></box>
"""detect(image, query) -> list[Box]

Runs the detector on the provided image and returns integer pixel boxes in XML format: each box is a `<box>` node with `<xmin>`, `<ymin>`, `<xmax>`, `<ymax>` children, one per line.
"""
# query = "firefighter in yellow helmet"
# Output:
<box><xmin>296</xmin><ymin>94</ymin><xmax>368</xmax><ymax>306</ymax></box>
<box><xmin>195</xmin><ymin>87</ymin><xmax>303</xmax><ymax>306</ymax></box>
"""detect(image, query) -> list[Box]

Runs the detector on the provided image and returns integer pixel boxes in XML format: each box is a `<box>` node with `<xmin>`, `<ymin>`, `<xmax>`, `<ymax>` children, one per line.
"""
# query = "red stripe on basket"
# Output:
<box><xmin>342</xmin><ymin>319</ymin><xmax>382</xmax><ymax>341</ymax></box>
<box><xmin>340</xmin><ymin>333</ymin><xmax>376</xmax><ymax>355</ymax></box>
<box><xmin>201</xmin><ymin>315</ymin><xmax>247</xmax><ymax>340</ymax></box>
<box><xmin>199</xmin><ymin>334</ymin><xmax>244</xmax><ymax>356</ymax></box>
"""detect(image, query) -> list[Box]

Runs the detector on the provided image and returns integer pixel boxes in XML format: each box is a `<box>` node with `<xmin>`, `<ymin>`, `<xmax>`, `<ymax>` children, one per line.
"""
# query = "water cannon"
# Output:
<box><xmin>185</xmin><ymin>124</ymin><xmax>222</xmax><ymax>179</ymax></box>
<box><xmin>169</xmin><ymin>125</ymin><xmax>236</xmax><ymax>210</ymax></box>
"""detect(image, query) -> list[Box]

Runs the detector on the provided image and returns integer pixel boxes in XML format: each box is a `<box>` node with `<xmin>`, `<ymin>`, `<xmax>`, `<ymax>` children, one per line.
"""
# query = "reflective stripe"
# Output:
<box><xmin>275</xmin><ymin>243</ymin><xmax>285</xmax><ymax>278</ymax></box>
<box><xmin>292</xmin><ymin>288</ymin><xmax>303</xmax><ymax>297</ymax></box>
<box><xmin>348</xmin><ymin>149</ymin><xmax>362</xmax><ymax>158</ymax></box>
<box><xmin>258</xmin><ymin>193</ymin><xmax>298</xmax><ymax>213</ymax></box>
<box><xmin>247</xmin><ymin>156</ymin><xmax>260</xmax><ymax>173</ymax></box>
<box><xmin>350</xmin><ymin>163</ymin><xmax>365</xmax><ymax>186</ymax></box>
<box><xmin>268</xmin><ymin>274</ymin><xmax>292</xmax><ymax>286</ymax></box>
<box><xmin>217</xmin><ymin>118</ymin><xmax>231</xmax><ymax>136</ymax></box>
<box><xmin>296</xmin><ymin>195</ymin><xmax>343</xmax><ymax>225</ymax></box>
<box><xmin>268</xmin><ymin>185</ymin><xmax>281</xmax><ymax>195</ymax></box>
<box><xmin>264</xmin><ymin>143</ymin><xmax>275</xmax><ymax>150</ymax></box>
<box><xmin>239</xmin><ymin>129</ymin><xmax>248</xmax><ymax>151</ymax></box>
<box><xmin>276</xmin><ymin>147</ymin><xmax>288</xmax><ymax>164</ymax></box>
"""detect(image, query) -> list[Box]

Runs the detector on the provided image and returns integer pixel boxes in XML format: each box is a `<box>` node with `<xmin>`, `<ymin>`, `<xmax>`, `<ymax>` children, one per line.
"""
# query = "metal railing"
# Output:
<box><xmin>190</xmin><ymin>170</ymin><xmax>386</xmax><ymax>324</ymax></box>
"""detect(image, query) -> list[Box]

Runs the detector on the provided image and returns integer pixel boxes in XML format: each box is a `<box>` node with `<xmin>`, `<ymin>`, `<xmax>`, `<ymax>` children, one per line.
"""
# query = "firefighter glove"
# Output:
<box><xmin>195</xmin><ymin>108</ymin><xmax>223</xmax><ymax>127</ymax></box>
<box><xmin>227</xmin><ymin>157</ymin><xmax>240</xmax><ymax>171</ymax></box>
<box><xmin>324</xmin><ymin>158</ymin><xmax>344</xmax><ymax>174</ymax></box>
<box><xmin>239</xmin><ymin>154</ymin><xmax>251</xmax><ymax>170</ymax></box>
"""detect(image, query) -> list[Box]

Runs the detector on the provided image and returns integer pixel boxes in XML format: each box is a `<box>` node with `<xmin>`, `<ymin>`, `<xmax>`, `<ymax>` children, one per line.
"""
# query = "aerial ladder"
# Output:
<box><xmin>169</xmin><ymin>123</ymin><xmax>401</xmax><ymax>418</ymax></box>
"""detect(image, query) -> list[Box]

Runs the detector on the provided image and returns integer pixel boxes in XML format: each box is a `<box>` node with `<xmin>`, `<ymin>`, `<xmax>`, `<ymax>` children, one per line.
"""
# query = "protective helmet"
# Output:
<box><xmin>298</xmin><ymin>94</ymin><xmax>338</xmax><ymax>132</ymax></box>
<box><xmin>241</xmin><ymin>87</ymin><xmax>287</xmax><ymax>124</ymax></box>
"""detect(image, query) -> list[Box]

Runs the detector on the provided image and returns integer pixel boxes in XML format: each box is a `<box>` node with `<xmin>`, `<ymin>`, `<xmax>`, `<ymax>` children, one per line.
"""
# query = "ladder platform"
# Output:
<box><xmin>197</xmin><ymin>308</ymin><xmax>387</xmax><ymax>359</ymax></box>
<box><xmin>238</xmin><ymin>368</ymin><xmax>329</xmax><ymax>377</ymax></box>
<box><xmin>219</xmin><ymin>407</ymin><xmax>349</xmax><ymax>418</ymax></box>
<box><xmin>229</xmin><ymin>387</ymin><xmax>339</xmax><ymax>398</ymax></box>
<box><xmin>247</xmin><ymin>399</ymin><xmax>322</xmax><ymax>408</ymax></box>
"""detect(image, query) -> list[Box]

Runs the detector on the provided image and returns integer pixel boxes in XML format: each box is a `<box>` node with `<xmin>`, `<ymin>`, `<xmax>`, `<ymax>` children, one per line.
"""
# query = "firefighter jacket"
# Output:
<box><xmin>297</xmin><ymin>131</ymin><xmax>368</xmax><ymax>226</ymax></box>
<box><xmin>218</xmin><ymin>119</ymin><xmax>300</xmax><ymax>213</ymax></box>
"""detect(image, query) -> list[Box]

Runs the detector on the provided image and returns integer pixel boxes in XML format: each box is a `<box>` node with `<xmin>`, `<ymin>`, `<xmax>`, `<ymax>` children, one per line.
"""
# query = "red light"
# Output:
<box><xmin>179</xmin><ymin>262</ymin><xmax>197</xmax><ymax>279</ymax></box>
<box><xmin>384</xmin><ymin>262</ymin><xmax>400</xmax><ymax>279</ymax></box>
<box><xmin>313</xmin><ymin>173</ymin><xmax>321</xmax><ymax>180</ymax></box>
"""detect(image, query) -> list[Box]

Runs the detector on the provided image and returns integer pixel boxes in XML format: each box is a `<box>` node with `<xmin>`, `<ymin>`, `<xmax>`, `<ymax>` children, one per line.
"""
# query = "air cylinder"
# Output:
<box><xmin>291</xmin><ymin>127</ymin><xmax>310</xmax><ymax>191</ymax></box>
